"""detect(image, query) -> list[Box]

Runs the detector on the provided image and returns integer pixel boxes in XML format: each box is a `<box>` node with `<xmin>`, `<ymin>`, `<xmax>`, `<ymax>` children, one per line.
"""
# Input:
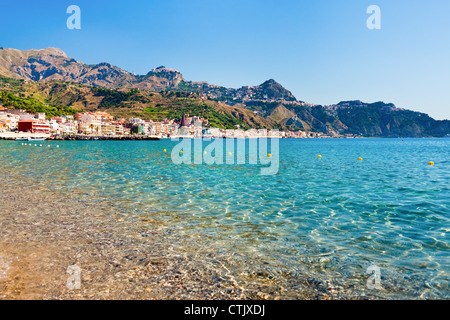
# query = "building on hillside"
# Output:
<box><xmin>114</xmin><ymin>124</ymin><xmax>125</xmax><ymax>135</ymax></box>
<box><xmin>51</xmin><ymin>117</ymin><xmax>65</xmax><ymax>124</ymax></box>
<box><xmin>131</xmin><ymin>124</ymin><xmax>145</xmax><ymax>135</ymax></box>
<box><xmin>181</xmin><ymin>114</ymin><xmax>192</xmax><ymax>127</ymax></box>
<box><xmin>77</xmin><ymin>113</ymin><xmax>102</xmax><ymax>134</ymax></box>
<box><xmin>18</xmin><ymin>115</ymin><xmax>51</xmax><ymax>134</ymax></box>
<box><xmin>18</xmin><ymin>120</ymin><xmax>35</xmax><ymax>132</ymax></box>
<box><xmin>101</xmin><ymin>124</ymin><xmax>116</xmax><ymax>135</ymax></box>
<box><xmin>19</xmin><ymin>113</ymin><xmax>35</xmax><ymax>121</ymax></box>
<box><xmin>57</xmin><ymin>121</ymin><xmax>77</xmax><ymax>135</ymax></box>
<box><xmin>129</xmin><ymin>118</ymin><xmax>144</xmax><ymax>124</ymax></box>
<box><xmin>33</xmin><ymin>122</ymin><xmax>51</xmax><ymax>134</ymax></box>
<box><xmin>0</xmin><ymin>112</ymin><xmax>20</xmax><ymax>130</ymax></box>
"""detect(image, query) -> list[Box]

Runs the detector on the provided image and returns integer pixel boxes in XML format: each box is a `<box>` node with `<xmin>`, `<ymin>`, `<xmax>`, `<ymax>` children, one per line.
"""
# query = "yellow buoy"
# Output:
<box><xmin>358</xmin><ymin>157</ymin><xmax>363</xmax><ymax>161</ymax></box>
<box><xmin>317</xmin><ymin>155</ymin><xmax>322</xmax><ymax>158</ymax></box>
<box><xmin>228</xmin><ymin>152</ymin><xmax>232</xmax><ymax>155</ymax></box>
<box><xmin>428</xmin><ymin>161</ymin><xmax>434</xmax><ymax>166</ymax></box>
<box><xmin>179</xmin><ymin>150</ymin><xmax>183</xmax><ymax>154</ymax></box>
<box><xmin>268</xmin><ymin>153</ymin><xmax>272</xmax><ymax>157</ymax></box>
<box><xmin>163</xmin><ymin>149</ymin><xmax>167</xmax><ymax>152</ymax></box>
<box><xmin>204</xmin><ymin>151</ymin><xmax>207</xmax><ymax>154</ymax></box>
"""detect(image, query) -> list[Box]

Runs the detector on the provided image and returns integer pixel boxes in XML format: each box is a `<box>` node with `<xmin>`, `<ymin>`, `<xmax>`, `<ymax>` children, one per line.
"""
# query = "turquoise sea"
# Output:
<box><xmin>1</xmin><ymin>138</ymin><xmax>449</xmax><ymax>299</ymax></box>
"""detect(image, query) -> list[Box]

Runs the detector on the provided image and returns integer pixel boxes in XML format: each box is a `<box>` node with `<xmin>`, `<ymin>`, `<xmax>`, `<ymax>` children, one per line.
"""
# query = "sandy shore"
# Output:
<box><xmin>1</xmin><ymin>177</ymin><xmax>332</xmax><ymax>300</ymax></box>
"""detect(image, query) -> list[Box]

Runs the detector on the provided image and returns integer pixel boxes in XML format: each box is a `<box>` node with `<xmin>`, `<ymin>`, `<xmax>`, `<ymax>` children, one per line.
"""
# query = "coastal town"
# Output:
<box><xmin>0</xmin><ymin>107</ymin><xmax>326</xmax><ymax>140</ymax></box>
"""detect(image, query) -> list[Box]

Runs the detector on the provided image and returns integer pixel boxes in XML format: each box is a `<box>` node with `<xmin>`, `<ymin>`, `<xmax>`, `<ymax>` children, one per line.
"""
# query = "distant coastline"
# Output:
<box><xmin>2</xmin><ymin>132</ymin><xmax>448</xmax><ymax>141</ymax></box>
<box><xmin>0</xmin><ymin>133</ymin><xmax>351</xmax><ymax>141</ymax></box>
<box><xmin>1</xmin><ymin>47</ymin><xmax>449</xmax><ymax>138</ymax></box>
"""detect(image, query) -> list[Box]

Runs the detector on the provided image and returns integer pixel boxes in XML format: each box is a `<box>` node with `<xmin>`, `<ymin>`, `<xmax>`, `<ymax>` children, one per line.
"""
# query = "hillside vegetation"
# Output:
<box><xmin>0</xmin><ymin>76</ymin><xmax>271</xmax><ymax>129</ymax></box>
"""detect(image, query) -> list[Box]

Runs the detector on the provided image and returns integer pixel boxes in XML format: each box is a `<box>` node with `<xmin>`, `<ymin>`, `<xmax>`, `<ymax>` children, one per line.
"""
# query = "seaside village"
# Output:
<box><xmin>0</xmin><ymin>106</ymin><xmax>320</xmax><ymax>139</ymax></box>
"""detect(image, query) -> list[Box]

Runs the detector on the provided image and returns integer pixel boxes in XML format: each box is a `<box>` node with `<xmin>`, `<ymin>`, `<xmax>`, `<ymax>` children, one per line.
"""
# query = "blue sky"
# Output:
<box><xmin>1</xmin><ymin>0</ymin><xmax>449</xmax><ymax>119</ymax></box>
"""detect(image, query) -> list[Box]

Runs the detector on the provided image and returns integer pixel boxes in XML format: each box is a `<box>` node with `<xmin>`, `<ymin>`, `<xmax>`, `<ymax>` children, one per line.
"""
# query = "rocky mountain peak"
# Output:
<box><xmin>39</xmin><ymin>47</ymin><xmax>68</xmax><ymax>57</ymax></box>
<box><xmin>262</xmin><ymin>79</ymin><xmax>278</xmax><ymax>85</ymax></box>
<box><xmin>254</xmin><ymin>79</ymin><xmax>297</xmax><ymax>102</ymax></box>
<box><xmin>148</xmin><ymin>66</ymin><xmax>181</xmax><ymax>75</ymax></box>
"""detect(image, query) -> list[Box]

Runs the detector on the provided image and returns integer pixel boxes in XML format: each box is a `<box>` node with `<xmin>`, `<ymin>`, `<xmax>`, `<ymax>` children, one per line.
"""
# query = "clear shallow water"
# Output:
<box><xmin>1</xmin><ymin>138</ymin><xmax>449</xmax><ymax>299</ymax></box>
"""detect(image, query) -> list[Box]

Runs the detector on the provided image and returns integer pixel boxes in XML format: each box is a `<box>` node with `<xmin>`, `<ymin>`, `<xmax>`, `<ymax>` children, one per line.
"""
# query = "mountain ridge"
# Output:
<box><xmin>0</xmin><ymin>47</ymin><xmax>304</xmax><ymax>104</ymax></box>
<box><xmin>1</xmin><ymin>47</ymin><xmax>449</xmax><ymax>137</ymax></box>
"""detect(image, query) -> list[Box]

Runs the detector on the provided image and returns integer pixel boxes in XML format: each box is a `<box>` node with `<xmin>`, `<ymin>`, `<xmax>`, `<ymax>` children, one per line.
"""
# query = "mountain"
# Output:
<box><xmin>0</xmin><ymin>47</ymin><xmax>301</xmax><ymax>104</ymax></box>
<box><xmin>178</xmin><ymin>78</ymin><xmax>301</xmax><ymax>105</ymax></box>
<box><xmin>1</xmin><ymin>47</ymin><xmax>449</xmax><ymax>137</ymax></box>
<box><xmin>135</xmin><ymin>66</ymin><xmax>184</xmax><ymax>91</ymax></box>
<box><xmin>246</xmin><ymin>79</ymin><xmax>298</xmax><ymax>102</ymax></box>
<box><xmin>0</xmin><ymin>48</ymin><xmax>182</xmax><ymax>90</ymax></box>
<box><xmin>0</xmin><ymin>76</ymin><xmax>272</xmax><ymax>129</ymax></box>
<box><xmin>330</xmin><ymin>100</ymin><xmax>450</xmax><ymax>137</ymax></box>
